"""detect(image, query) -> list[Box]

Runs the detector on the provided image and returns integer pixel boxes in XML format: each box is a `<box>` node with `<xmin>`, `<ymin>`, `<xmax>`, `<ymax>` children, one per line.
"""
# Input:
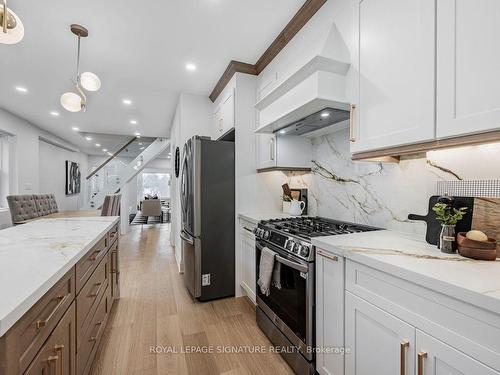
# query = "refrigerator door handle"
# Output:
<box><xmin>180</xmin><ymin>230</ymin><xmax>195</xmax><ymax>245</ymax></box>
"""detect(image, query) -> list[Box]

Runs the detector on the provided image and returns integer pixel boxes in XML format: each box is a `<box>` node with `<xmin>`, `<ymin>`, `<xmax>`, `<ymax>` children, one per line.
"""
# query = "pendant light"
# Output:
<box><xmin>0</xmin><ymin>0</ymin><xmax>24</xmax><ymax>44</ymax></box>
<box><xmin>60</xmin><ymin>24</ymin><xmax>101</xmax><ymax>113</ymax></box>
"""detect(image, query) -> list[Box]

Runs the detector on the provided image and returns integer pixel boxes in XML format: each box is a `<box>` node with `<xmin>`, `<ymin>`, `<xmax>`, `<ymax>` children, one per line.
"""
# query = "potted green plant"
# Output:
<box><xmin>432</xmin><ymin>202</ymin><xmax>467</xmax><ymax>253</ymax></box>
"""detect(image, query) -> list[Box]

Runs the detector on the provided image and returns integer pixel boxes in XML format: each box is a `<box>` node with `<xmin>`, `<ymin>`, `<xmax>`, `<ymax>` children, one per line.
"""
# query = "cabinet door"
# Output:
<box><xmin>351</xmin><ymin>0</ymin><xmax>436</xmax><ymax>153</ymax></box>
<box><xmin>436</xmin><ymin>0</ymin><xmax>500</xmax><ymax>138</ymax></box>
<box><xmin>221</xmin><ymin>88</ymin><xmax>235</xmax><ymax>134</ymax></box>
<box><xmin>25</xmin><ymin>303</ymin><xmax>76</xmax><ymax>375</ymax></box>
<box><xmin>345</xmin><ymin>292</ymin><xmax>415</xmax><ymax>375</ymax></box>
<box><xmin>240</xmin><ymin>225</ymin><xmax>256</xmax><ymax>303</ymax></box>
<box><xmin>214</xmin><ymin>106</ymin><xmax>224</xmax><ymax>138</ymax></box>
<box><xmin>416</xmin><ymin>330</ymin><xmax>500</xmax><ymax>375</ymax></box>
<box><xmin>256</xmin><ymin>134</ymin><xmax>276</xmax><ymax>171</ymax></box>
<box><xmin>316</xmin><ymin>250</ymin><xmax>344</xmax><ymax>375</ymax></box>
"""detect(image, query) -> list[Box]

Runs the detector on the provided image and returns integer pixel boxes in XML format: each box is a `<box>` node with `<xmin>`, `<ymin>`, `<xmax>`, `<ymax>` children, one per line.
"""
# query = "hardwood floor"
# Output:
<box><xmin>90</xmin><ymin>224</ymin><xmax>294</xmax><ymax>375</ymax></box>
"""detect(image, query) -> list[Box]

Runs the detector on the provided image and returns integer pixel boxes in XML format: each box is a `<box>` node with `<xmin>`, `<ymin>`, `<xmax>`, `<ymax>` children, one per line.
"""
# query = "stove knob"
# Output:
<box><xmin>295</xmin><ymin>244</ymin><xmax>303</xmax><ymax>254</ymax></box>
<box><xmin>286</xmin><ymin>240</ymin><xmax>295</xmax><ymax>251</ymax></box>
<box><xmin>263</xmin><ymin>230</ymin><xmax>270</xmax><ymax>240</ymax></box>
<box><xmin>252</xmin><ymin>228</ymin><xmax>258</xmax><ymax>235</ymax></box>
<box><xmin>300</xmin><ymin>245</ymin><xmax>310</xmax><ymax>258</ymax></box>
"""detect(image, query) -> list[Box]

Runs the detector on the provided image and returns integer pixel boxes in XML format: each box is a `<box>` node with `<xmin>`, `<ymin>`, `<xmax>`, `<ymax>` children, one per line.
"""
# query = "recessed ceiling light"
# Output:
<box><xmin>102</xmin><ymin>148</ymin><xmax>108</xmax><ymax>152</ymax></box>
<box><xmin>140</xmin><ymin>147</ymin><xmax>145</xmax><ymax>150</ymax></box>
<box><xmin>138</xmin><ymin>142</ymin><xmax>143</xmax><ymax>146</ymax></box>
<box><xmin>122</xmin><ymin>99</ymin><xmax>132</xmax><ymax>105</ymax></box>
<box><xmin>85</xmin><ymin>136</ymin><xmax>92</xmax><ymax>141</ymax></box>
<box><xmin>321</xmin><ymin>112</ymin><xmax>330</xmax><ymax>118</ymax></box>
<box><xmin>107</xmin><ymin>152</ymin><xmax>113</xmax><ymax>156</ymax></box>
<box><xmin>15</xmin><ymin>86</ymin><xmax>28</xmax><ymax>93</ymax></box>
<box><xmin>72</xmin><ymin>127</ymin><xmax>79</xmax><ymax>131</ymax></box>
<box><xmin>278</xmin><ymin>129</ymin><xmax>287</xmax><ymax>134</ymax></box>
<box><xmin>130</xmin><ymin>120</ymin><xmax>138</xmax><ymax>125</ymax></box>
<box><xmin>186</xmin><ymin>63</ymin><xmax>197</xmax><ymax>71</ymax></box>
<box><xmin>134</xmin><ymin>132</ymin><xmax>141</xmax><ymax>137</ymax></box>
<box><xmin>95</xmin><ymin>143</ymin><xmax>101</xmax><ymax>147</ymax></box>
<box><xmin>50</xmin><ymin>111</ymin><xmax>60</xmax><ymax>117</ymax></box>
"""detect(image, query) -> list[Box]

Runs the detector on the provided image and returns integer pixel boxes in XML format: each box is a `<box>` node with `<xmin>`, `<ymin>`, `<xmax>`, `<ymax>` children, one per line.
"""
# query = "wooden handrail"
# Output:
<box><xmin>86</xmin><ymin>137</ymin><xmax>137</xmax><ymax>180</ymax></box>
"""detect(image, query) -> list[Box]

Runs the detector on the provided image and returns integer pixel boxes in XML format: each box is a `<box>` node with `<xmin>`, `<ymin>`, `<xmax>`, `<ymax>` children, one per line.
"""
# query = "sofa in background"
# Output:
<box><xmin>6</xmin><ymin>194</ymin><xmax>59</xmax><ymax>225</ymax></box>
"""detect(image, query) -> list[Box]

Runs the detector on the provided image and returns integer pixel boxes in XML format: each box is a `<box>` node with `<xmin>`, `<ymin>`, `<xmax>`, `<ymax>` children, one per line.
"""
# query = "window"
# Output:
<box><xmin>0</xmin><ymin>134</ymin><xmax>10</xmax><ymax>208</ymax></box>
<box><xmin>139</xmin><ymin>172</ymin><xmax>170</xmax><ymax>200</ymax></box>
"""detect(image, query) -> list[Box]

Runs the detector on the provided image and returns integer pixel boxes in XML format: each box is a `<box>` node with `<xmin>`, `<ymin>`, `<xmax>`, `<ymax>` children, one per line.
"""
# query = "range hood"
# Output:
<box><xmin>254</xmin><ymin>56</ymin><xmax>351</xmax><ymax>135</ymax></box>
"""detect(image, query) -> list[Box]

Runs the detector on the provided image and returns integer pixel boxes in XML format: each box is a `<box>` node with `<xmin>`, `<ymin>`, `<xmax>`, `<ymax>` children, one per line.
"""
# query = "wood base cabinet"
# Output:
<box><xmin>0</xmin><ymin>223</ymin><xmax>119</xmax><ymax>375</ymax></box>
<box><xmin>239</xmin><ymin>219</ymin><xmax>256</xmax><ymax>303</ymax></box>
<box><xmin>24</xmin><ymin>303</ymin><xmax>76</xmax><ymax>375</ymax></box>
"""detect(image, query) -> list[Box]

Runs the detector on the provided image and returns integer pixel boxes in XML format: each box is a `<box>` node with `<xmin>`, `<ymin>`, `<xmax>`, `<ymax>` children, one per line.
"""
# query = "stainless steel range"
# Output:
<box><xmin>254</xmin><ymin>217</ymin><xmax>379</xmax><ymax>375</ymax></box>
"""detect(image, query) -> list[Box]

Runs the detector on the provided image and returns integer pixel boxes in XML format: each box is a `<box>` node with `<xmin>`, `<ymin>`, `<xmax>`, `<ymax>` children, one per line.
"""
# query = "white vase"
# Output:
<box><xmin>282</xmin><ymin>201</ymin><xmax>291</xmax><ymax>214</ymax></box>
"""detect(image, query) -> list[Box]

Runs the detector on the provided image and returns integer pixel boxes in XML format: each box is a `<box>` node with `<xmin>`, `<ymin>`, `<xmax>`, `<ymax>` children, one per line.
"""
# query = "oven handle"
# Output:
<box><xmin>275</xmin><ymin>255</ymin><xmax>309</xmax><ymax>273</ymax></box>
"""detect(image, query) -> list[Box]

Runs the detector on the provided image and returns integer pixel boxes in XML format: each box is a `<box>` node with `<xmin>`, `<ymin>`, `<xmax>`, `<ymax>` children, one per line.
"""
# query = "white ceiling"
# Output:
<box><xmin>0</xmin><ymin>0</ymin><xmax>303</xmax><ymax>151</ymax></box>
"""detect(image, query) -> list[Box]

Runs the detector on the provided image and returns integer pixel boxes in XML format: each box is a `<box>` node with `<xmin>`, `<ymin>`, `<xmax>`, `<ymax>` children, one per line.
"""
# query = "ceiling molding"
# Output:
<box><xmin>209</xmin><ymin>61</ymin><xmax>257</xmax><ymax>102</ymax></box>
<box><xmin>209</xmin><ymin>0</ymin><xmax>327</xmax><ymax>103</ymax></box>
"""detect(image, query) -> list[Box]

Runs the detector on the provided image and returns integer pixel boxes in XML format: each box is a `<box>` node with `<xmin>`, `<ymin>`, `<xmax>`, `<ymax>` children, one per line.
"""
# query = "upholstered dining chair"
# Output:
<box><xmin>101</xmin><ymin>194</ymin><xmax>121</xmax><ymax>216</ymax></box>
<box><xmin>141</xmin><ymin>199</ymin><xmax>162</xmax><ymax>225</ymax></box>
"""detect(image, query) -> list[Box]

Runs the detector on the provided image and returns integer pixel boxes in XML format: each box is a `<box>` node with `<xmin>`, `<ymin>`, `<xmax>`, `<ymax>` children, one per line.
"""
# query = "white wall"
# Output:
<box><xmin>39</xmin><ymin>140</ymin><xmax>89</xmax><ymax>211</ymax></box>
<box><xmin>0</xmin><ymin>109</ymin><xmax>89</xmax><ymax>228</ymax></box>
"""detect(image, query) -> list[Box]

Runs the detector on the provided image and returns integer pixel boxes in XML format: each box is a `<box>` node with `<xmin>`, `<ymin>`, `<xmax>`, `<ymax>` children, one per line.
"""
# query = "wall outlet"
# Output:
<box><xmin>202</xmin><ymin>274</ymin><xmax>211</xmax><ymax>286</ymax></box>
<box><xmin>23</xmin><ymin>183</ymin><xmax>33</xmax><ymax>191</ymax></box>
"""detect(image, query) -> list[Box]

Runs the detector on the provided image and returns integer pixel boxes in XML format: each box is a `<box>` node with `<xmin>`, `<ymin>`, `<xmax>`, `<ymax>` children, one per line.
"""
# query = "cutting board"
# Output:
<box><xmin>408</xmin><ymin>196</ymin><xmax>474</xmax><ymax>246</ymax></box>
<box><xmin>470</xmin><ymin>198</ymin><xmax>500</xmax><ymax>256</ymax></box>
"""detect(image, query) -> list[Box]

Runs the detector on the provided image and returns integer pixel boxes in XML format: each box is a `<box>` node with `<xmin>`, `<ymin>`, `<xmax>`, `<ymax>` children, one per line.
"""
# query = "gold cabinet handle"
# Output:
<box><xmin>88</xmin><ymin>282</ymin><xmax>103</xmax><ymax>298</ymax></box>
<box><xmin>36</xmin><ymin>295</ymin><xmax>68</xmax><ymax>329</ymax></box>
<box><xmin>349</xmin><ymin>104</ymin><xmax>356</xmax><ymax>142</ymax></box>
<box><xmin>316</xmin><ymin>249</ymin><xmax>339</xmax><ymax>262</ymax></box>
<box><xmin>47</xmin><ymin>355</ymin><xmax>58</xmax><ymax>375</ymax></box>
<box><xmin>400</xmin><ymin>341</ymin><xmax>409</xmax><ymax>375</ymax></box>
<box><xmin>55</xmin><ymin>345</ymin><xmax>64</xmax><ymax>375</ymax></box>
<box><xmin>418</xmin><ymin>351</ymin><xmax>428</xmax><ymax>375</ymax></box>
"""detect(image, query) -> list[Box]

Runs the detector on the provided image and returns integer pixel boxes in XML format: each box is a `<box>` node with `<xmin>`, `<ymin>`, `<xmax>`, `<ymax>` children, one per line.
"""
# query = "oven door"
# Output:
<box><xmin>255</xmin><ymin>239</ymin><xmax>314</xmax><ymax>360</ymax></box>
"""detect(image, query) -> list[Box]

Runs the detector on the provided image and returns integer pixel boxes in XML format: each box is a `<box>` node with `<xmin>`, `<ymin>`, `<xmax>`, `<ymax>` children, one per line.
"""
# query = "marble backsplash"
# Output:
<box><xmin>277</xmin><ymin>128</ymin><xmax>500</xmax><ymax>236</ymax></box>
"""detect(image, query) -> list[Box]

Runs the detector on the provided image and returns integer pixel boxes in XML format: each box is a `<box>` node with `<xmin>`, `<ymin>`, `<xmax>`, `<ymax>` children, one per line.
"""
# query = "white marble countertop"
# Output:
<box><xmin>0</xmin><ymin>216</ymin><xmax>119</xmax><ymax>337</ymax></box>
<box><xmin>238</xmin><ymin>212</ymin><xmax>295</xmax><ymax>224</ymax></box>
<box><xmin>312</xmin><ymin>230</ymin><xmax>500</xmax><ymax>314</ymax></box>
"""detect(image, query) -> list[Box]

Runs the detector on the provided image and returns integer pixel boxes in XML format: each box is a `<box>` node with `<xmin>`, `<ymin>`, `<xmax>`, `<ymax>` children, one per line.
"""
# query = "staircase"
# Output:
<box><xmin>82</xmin><ymin>137</ymin><xmax>170</xmax><ymax>210</ymax></box>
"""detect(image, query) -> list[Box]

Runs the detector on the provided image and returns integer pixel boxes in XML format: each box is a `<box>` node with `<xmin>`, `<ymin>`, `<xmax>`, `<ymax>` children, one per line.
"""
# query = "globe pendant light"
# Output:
<box><xmin>60</xmin><ymin>24</ymin><xmax>101</xmax><ymax>113</ymax></box>
<box><xmin>0</xmin><ymin>0</ymin><xmax>24</xmax><ymax>44</ymax></box>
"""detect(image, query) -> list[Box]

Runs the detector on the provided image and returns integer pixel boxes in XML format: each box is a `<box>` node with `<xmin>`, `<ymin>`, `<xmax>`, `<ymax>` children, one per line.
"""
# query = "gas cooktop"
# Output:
<box><xmin>260</xmin><ymin>216</ymin><xmax>379</xmax><ymax>241</ymax></box>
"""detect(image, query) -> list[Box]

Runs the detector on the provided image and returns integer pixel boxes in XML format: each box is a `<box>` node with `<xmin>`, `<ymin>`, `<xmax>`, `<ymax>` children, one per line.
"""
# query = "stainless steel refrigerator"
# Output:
<box><xmin>180</xmin><ymin>135</ymin><xmax>235</xmax><ymax>301</ymax></box>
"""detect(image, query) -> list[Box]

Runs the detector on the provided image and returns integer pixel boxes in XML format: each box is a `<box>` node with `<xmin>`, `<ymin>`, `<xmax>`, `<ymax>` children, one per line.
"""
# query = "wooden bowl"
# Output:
<box><xmin>457</xmin><ymin>232</ymin><xmax>497</xmax><ymax>261</ymax></box>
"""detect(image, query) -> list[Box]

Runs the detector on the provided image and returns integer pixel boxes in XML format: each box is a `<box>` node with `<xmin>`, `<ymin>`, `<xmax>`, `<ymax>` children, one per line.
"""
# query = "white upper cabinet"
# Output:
<box><xmin>436</xmin><ymin>0</ymin><xmax>500</xmax><ymax>138</ymax></box>
<box><xmin>256</xmin><ymin>135</ymin><xmax>312</xmax><ymax>172</ymax></box>
<box><xmin>351</xmin><ymin>0</ymin><xmax>436</xmax><ymax>153</ymax></box>
<box><xmin>213</xmin><ymin>86</ymin><xmax>235</xmax><ymax>138</ymax></box>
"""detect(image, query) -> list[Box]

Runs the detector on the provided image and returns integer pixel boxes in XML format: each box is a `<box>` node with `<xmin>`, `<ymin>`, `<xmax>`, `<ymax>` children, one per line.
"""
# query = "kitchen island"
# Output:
<box><xmin>0</xmin><ymin>216</ymin><xmax>120</xmax><ymax>375</ymax></box>
<box><xmin>313</xmin><ymin>230</ymin><xmax>500</xmax><ymax>375</ymax></box>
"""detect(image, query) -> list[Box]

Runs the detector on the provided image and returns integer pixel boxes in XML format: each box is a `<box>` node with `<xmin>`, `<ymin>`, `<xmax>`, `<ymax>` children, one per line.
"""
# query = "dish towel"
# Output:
<box><xmin>258</xmin><ymin>247</ymin><xmax>276</xmax><ymax>296</ymax></box>
<box><xmin>272</xmin><ymin>261</ymin><xmax>282</xmax><ymax>290</ymax></box>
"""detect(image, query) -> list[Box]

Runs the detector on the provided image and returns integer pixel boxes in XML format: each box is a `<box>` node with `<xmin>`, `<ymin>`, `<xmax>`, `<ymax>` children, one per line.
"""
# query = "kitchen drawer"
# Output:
<box><xmin>109</xmin><ymin>239</ymin><xmax>120</xmax><ymax>301</ymax></box>
<box><xmin>0</xmin><ymin>269</ymin><xmax>75</xmax><ymax>374</ymax></box>
<box><xmin>77</xmin><ymin>285</ymin><xmax>111</xmax><ymax>375</ymax></box>
<box><xmin>24</xmin><ymin>302</ymin><xmax>76</xmax><ymax>375</ymax></box>
<box><xmin>75</xmin><ymin>236</ymin><xmax>108</xmax><ymax>292</ymax></box>
<box><xmin>346</xmin><ymin>260</ymin><xmax>500</xmax><ymax>370</ymax></box>
<box><xmin>77</xmin><ymin>254</ymin><xmax>110</xmax><ymax>349</ymax></box>
<box><xmin>108</xmin><ymin>224</ymin><xmax>119</xmax><ymax>247</ymax></box>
